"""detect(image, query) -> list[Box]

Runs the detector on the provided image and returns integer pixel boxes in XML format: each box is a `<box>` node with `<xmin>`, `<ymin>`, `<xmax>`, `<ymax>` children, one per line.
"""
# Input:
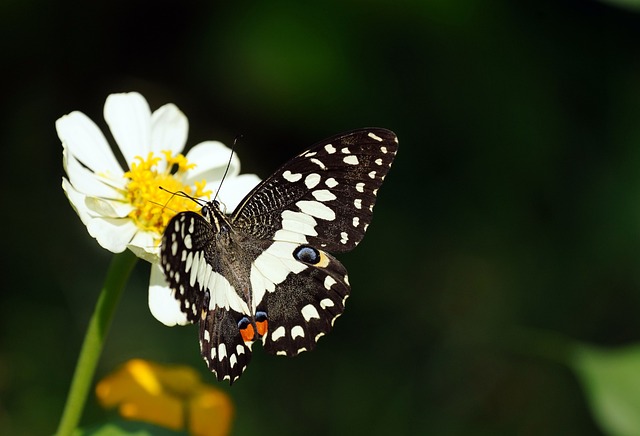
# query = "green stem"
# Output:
<box><xmin>56</xmin><ymin>250</ymin><xmax>138</xmax><ymax>436</ymax></box>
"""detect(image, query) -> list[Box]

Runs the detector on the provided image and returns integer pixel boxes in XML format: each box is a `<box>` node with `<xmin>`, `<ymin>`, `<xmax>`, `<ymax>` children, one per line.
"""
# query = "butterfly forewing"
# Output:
<box><xmin>161</xmin><ymin>211</ymin><xmax>217</xmax><ymax>323</ymax></box>
<box><xmin>160</xmin><ymin>128</ymin><xmax>397</xmax><ymax>383</ymax></box>
<box><xmin>231</xmin><ymin>128</ymin><xmax>398</xmax><ymax>252</ymax></box>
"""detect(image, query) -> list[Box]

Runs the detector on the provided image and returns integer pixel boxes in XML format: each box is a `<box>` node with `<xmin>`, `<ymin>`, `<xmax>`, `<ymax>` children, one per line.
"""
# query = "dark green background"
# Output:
<box><xmin>3</xmin><ymin>0</ymin><xmax>640</xmax><ymax>434</ymax></box>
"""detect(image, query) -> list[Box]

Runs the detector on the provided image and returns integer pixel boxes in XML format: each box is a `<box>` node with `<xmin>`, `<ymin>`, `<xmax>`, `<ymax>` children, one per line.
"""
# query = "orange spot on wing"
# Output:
<box><xmin>240</xmin><ymin>324</ymin><xmax>255</xmax><ymax>342</ymax></box>
<box><xmin>255</xmin><ymin>320</ymin><xmax>268</xmax><ymax>337</ymax></box>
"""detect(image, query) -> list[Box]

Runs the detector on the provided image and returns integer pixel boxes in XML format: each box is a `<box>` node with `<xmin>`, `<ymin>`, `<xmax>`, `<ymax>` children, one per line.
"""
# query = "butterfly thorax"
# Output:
<box><xmin>200</xmin><ymin>201</ymin><xmax>270</xmax><ymax>323</ymax></box>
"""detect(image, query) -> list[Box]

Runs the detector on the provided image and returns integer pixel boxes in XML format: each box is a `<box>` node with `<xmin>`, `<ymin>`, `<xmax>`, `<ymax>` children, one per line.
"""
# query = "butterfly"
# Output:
<box><xmin>160</xmin><ymin>128</ymin><xmax>398</xmax><ymax>383</ymax></box>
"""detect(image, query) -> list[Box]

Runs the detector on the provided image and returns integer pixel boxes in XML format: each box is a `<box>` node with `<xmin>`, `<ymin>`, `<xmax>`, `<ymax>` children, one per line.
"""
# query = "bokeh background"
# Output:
<box><xmin>3</xmin><ymin>0</ymin><xmax>640</xmax><ymax>434</ymax></box>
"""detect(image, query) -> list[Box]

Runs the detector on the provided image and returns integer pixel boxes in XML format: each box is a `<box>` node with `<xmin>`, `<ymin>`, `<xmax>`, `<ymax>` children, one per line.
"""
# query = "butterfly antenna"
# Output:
<box><xmin>214</xmin><ymin>135</ymin><xmax>242</xmax><ymax>202</ymax></box>
<box><xmin>159</xmin><ymin>186</ymin><xmax>206</xmax><ymax>208</ymax></box>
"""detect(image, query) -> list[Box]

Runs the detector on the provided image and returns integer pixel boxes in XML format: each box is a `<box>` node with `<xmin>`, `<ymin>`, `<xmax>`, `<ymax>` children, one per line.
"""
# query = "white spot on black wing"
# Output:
<box><xmin>305</xmin><ymin>173</ymin><xmax>321</xmax><ymax>189</ymax></box>
<box><xmin>271</xmin><ymin>326</ymin><xmax>286</xmax><ymax>341</ymax></box>
<box><xmin>325</xmin><ymin>177</ymin><xmax>339</xmax><ymax>188</ymax></box>
<box><xmin>218</xmin><ymin>343</ymin><xmax>227</xmax><ymax>361</ymax></box>
<box><xmin>343</xmin><ymin>155</ymin><xmax>359</xmax><ymax>165</ymax></box>
<box><xmin>324</xmin><ymin>276</ymin><xmax>337</xmax><ymax>290</ymax></box>
<box><xmin>301</xmin><ymin>304</ymin><xmax>320</xmax><ymax>321</ymax></box>
<box><xmin>320</xmin><ymin>297</ymin><xmax>335</xmax><ymax>308</ymax></box>
<box><xmin>291</xmin><ymin>325</ymin><xmax>305</xmax><ymax>340</ymax></box>
<box><xmin>311</xmin><ymin>189</ymin><xmax>337</xmax><ymax>202</ymax></box>
<box><xmin>310</xmin><ymin>158</ymin><xmax>326</xmax><ymax>169</ymax></box>
<box><xmin>283</xmin><ymin>170</ymin><xmax>303</xmax><ymax>182</ymax></box>
<box><xmin>296</xmin><ymin>200</ymin><xmax>336</xmax><ymax>221</ymax></box>
<box><xmin>368</xmin><ymin>132</ymin><xmax>383</xmax><ymax>142</ymax></box>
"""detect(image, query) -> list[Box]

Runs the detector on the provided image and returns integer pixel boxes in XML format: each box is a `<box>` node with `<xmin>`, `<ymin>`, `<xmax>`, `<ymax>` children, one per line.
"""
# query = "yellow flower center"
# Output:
<box><xmin>123</xmin><ymin>151</ymin><xmax>212</xmax><ymax>239</ymax></box>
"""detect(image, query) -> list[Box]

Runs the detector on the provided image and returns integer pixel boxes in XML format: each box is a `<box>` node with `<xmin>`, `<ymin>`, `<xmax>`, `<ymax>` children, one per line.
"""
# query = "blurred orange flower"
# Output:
<box><xmin>96</xmin><ymin>359</ymin><xmax>233</xmax><ymax>436</ymax></box>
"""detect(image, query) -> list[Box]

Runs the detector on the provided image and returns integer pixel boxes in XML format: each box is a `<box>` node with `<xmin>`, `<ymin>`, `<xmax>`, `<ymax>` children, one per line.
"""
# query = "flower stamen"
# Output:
<box><xmin>123</xmin><ymin>151</ymin><xmax>211</xmax><ymax>239</ymax></box>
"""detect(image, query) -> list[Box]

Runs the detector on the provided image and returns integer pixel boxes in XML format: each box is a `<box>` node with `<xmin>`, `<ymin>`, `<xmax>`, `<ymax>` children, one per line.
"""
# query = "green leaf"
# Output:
<box><xmin>76</xmin><ymin>419</ymin><xmax>183</xmax><ymax>436</ymax></box>
<box><xmin>571</xmin><ymin>343</ymin><xmax>640</xmax><ymax>436</ymax></box>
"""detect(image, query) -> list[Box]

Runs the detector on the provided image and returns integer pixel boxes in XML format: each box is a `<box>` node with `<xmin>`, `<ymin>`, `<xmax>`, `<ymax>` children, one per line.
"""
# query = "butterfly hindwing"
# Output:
<box><xmin>199</xmin><ymin>299</ymin><xmax>252</xmax><ymax>383</ymax></box>
<box><xmin>254</xmin><ymin>244</ymin><xmax>350</xmax><ymax>356</ymax></box>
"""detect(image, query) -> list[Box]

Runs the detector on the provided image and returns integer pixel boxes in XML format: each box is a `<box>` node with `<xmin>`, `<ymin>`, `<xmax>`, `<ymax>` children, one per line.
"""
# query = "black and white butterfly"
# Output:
<box><xmin>160</xmin><ymin>128</ymin><xmax>398</xmax><ymax>383</ymax></box>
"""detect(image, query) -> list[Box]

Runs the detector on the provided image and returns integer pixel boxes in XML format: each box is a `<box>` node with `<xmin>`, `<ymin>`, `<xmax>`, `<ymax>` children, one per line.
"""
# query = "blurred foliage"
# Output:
<box><xmin>571</xmin><ymin>343</ymin><xmax>640</xmax><ymax>435</ymax></box>
<box><xmin>3</xmin><ymin>0</ymin><xmax>640</xmax><ymax>435</ymax></box>
<box><xmin>80</xmin><ymin>419</ymin><xmax>182</xmax><ymax>435</ymax></box>
<box><xmin>597</xmin><ymin>0</ymin><xmax>640</xmax><ymax>12</ymax></box>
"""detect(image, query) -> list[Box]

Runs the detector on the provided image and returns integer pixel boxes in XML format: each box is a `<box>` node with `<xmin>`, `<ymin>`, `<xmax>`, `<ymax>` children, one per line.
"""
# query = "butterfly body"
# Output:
<box><xmin>160</xmin><ymin>128</ymin><xmax>398</xmax><ymax>383</ymax></box>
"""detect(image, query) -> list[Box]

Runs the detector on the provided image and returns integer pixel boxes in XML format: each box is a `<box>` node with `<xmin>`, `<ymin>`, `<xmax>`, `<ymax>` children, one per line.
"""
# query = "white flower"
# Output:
<box><xmin>57</xmin><ymin>92</ymin><xmax>260</xmax><ymax>325</ymax></box>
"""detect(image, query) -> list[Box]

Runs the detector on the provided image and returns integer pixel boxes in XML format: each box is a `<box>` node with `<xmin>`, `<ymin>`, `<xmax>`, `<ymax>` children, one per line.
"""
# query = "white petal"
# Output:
<box><xmin>86</xmin><ymin>216</ymin><xmax>138</xmax><ymax>253</ymax></box>
<box><xmin>128</xmin><ymin>231</ymin><xmax>160</xmax><ymax>263</ymax></box>
<box><xmin>64</xmin><ymin>148</ymin><xmax>126</xmax><ymax>199</ymax></box>
<box><xmin>148</xmin><ymin>263</ymin><xmax>190</xmax><ymax>326</ymax></box>
<box><xmin>184</xmin><ymin>141</ymin><xmax>240</xmax><ymax>184</ymax></box>
<box><xmin>150</xmin><ymin>103</ymin><xmax>188</xmax><ymax>159</ymax></box>
<box><xmin>64</xmin><ymin>153</ymin><xmax>133</xmax><ymax>221</ymax></box>
<box><xmin>104</xmin><ymin>92</ymin><xmax>152</xmax><ymax>168</ymax></box>
<box><xmin>85</xmin><ymin>196</ymin><xmax>134</xmax><ymax>218</ymax></box>
<box><xmin>63</xmin><ymin>169</ymin><xmax>132</xmax><ymax>220</ymax></box>
<box><xmin>62</xmin><ymin>177</ymin><xmax>94</xmax><ymax>227</ymax></box>
<box><xmin>56</xmin><ymin>111</ymin><xmax>123</xmax><ymax>175</ymax></box>
<box><xmin>215</xmin><ymin>173</ymin><xmax>262</xmax><ymax>211</ymax></box>
<box><xmin>64</xmin><ymin>178</ymin><xmax>138</xmax><ymax>253</ymax></box>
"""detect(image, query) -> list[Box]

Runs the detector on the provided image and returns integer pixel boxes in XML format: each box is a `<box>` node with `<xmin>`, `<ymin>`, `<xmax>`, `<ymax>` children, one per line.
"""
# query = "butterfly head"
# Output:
<box><xmin>200</xmin><ymin>200</ymin><xmax>219</xmax><ymax>220</ymax></box>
